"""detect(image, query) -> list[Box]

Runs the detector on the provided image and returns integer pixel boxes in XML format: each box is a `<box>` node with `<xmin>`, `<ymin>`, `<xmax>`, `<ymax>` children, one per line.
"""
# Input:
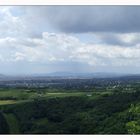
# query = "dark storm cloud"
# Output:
<box><xmin>98</xmin><ymin>34</ymin><xmax>125</xmax><ymax>46</ymax></box>
<box><xmin>96</xmin><ymin>33</ymin><xmax>139</xmax><ymax>46</ymax></box>
<box><xmin>45</xmin><ymin>6</ymin><xmax>140</xmax><ymax>33</ymax></box>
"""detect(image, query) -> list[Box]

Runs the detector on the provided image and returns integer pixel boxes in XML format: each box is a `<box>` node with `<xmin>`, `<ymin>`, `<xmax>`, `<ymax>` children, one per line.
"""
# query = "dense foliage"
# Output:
<box><xmin>0</xmin><ymin>111</ymin><xmax>9</xmax><ymax>134</ymax></box>
<box><xmin>0</xmin><ymin>87</ymin><xmax>140</xmax><ymax>134</ymax></box>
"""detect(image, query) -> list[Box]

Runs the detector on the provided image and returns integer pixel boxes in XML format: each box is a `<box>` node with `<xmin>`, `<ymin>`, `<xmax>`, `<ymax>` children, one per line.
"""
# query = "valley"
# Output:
<box><xmin>0</xmin><ymin>75</ymin><xmax>140</xmax><ymax>134</ymax></box>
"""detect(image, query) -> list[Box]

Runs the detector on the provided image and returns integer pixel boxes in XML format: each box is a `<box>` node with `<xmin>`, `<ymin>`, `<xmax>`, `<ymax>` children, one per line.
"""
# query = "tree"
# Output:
<box><xmin>0</xmin><ymin>112</ymin><xmax>9</xmax><ymax>134</ymax></box>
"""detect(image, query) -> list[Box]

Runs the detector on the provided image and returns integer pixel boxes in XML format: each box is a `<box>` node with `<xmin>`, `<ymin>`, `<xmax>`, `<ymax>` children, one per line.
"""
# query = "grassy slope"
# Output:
<box><xmin>0</xmin><ymin>89</ymin><xmax>34</xmax><ymax>100</ymax></box>
<box><xmin>0</xmin><ymin>100</ymin><xmax>17</xmax><ymax>105</ymax></box>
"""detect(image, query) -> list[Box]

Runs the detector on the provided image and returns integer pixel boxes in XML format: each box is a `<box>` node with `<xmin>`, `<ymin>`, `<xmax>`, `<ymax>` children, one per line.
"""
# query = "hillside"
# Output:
<box><xmin>0</xmin><ymin>85</ymin><xmax>139</xmax><ymax>134</ymax></box>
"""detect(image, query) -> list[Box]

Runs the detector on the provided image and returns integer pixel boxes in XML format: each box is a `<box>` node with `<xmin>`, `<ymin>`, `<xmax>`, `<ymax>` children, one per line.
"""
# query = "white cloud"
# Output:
<box><xmin>0</xmin><ymin>7</ymin><xmax>27</xmax><ymax>38</ymax></box>
<box><xmin>0</xmin><ymin>32</ymin><xmax>140</xmax><ymax>69</ymax></box>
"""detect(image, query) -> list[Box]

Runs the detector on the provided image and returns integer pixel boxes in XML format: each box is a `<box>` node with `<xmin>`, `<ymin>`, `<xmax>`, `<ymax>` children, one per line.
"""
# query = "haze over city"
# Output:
<box><xmin>0</xmin><ymin>6</ymin><xmax>140</xmax><ymax>75</ymax></box>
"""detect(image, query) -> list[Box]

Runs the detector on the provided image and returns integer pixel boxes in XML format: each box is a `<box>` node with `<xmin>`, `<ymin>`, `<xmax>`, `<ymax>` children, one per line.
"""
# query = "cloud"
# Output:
<box><xmin>92</xmin><ymin>33</ymin><xmax>140</xmax><ymax>46</ymax></box>
<box><xmin>6</xmin><ymin>6</ymin><xmax>140</xmax><ymax>36</ymax></box>
<box><xmin>0</xmin><ymin>7</ymin><xmax>27</xmax><ymax>38</ymax></box>
<box><xmin>0</xmin><ymin>32</ymin><xmax>140</xmax><ymax>69</ymax></box>
<box><xmin>0</xmin><ymin>6</ymin><xmax>140</xmax><ymax>74</ymax></box>
<box><xmin>43</xmin><ymin>6</ymin><xmax>140</xmax><ymax>33</ymax></box>
<box><xmin>0</xmin><ymin>6</ymin><xmax>49</xmax><ymax>39</ymax></box>
<box><xmin>2</xmin><ymin>6</ymin><xmax>140</xmax><ymax>44</ymax></box>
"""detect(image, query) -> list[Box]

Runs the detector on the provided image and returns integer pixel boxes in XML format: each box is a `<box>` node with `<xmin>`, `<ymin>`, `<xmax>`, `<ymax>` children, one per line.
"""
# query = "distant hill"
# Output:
<box><xmin>0</xmin><ymin>72</ymin><xmax>140</xmax><ymax>80</ymax></box>
<box><xmin>0</xmin><ymin>74</ymin><xmax>6</xmax><ymax>79</ymax></box>
<box><xmin>43</xmin><ymin>72</ymin><xmax>129</xmax><ymax>78</ymax></box>
<box><xmin>0</xmin><ymin>74</ymin><xmax>5</xmax><ymax>77</ymax></box>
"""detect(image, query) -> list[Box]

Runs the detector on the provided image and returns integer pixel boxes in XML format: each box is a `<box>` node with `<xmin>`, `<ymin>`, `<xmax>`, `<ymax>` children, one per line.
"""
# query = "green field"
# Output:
<box><xmin>0</xmin><ymin>88</ymin><xmax>96</xmax><ymax>106</ymax></box>
<box><xmin>0</xmin><ymin>100</ymin><xmax>17</xmax><ymax>105</ymax></box>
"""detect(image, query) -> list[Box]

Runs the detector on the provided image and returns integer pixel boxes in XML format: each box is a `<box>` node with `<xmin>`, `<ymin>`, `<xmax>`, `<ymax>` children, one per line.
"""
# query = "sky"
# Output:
<box><xmin>0</xmin><ymin>6</ymin><xmax>140</xmax><ymax>75</ymax></box>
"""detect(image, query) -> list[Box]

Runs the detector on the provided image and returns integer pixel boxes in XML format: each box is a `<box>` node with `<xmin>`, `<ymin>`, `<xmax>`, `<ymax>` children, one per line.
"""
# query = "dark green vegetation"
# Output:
<box><xmin>0</xmin><ymin>83</ymin><xmax>140</xmax><ymax>134</ymax></box>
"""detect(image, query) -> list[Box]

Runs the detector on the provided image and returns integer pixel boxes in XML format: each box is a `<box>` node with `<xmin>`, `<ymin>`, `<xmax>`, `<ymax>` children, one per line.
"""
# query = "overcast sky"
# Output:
<box><xmin>0</xmin><ymin>6</ymin><xmax>140</xmax><ymax>75</ymax></box>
